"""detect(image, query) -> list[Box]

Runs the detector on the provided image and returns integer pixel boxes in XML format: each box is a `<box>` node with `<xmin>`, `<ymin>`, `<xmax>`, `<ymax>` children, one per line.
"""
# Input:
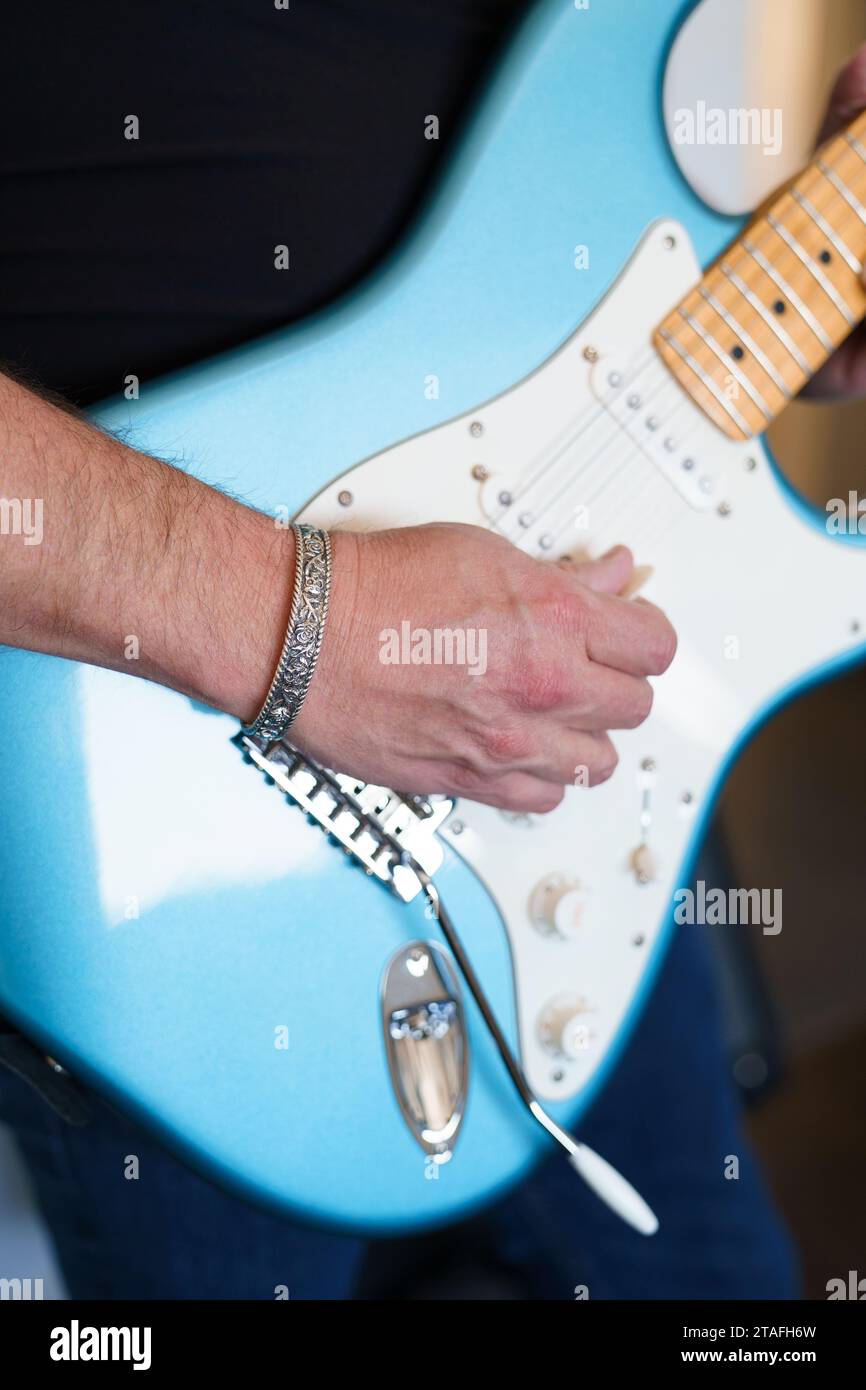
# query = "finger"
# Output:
<box><xmin>801</xmin><ymin>324</ymin><xmax>866</xmax><ymax>399</ymax></box>
<box><xmin>583</xmin><ymin>591</ymin><xmax>677</xmax><ymax>677</ymax></box>
<box><xmin>539</xmin><ymin>730</ymin><xmax>618</xmax><ymax>787</ymax></box>
<box><xmin>449</xmin><ymin>770</ymin><xmax>567</xmax><ymax>815</ymax></box>
<box><xmin>567</xmin><ymin>665</ymin><xmax>655</xmax><ymax>730</ymax></box>
<box><xmin>494</xmin><ymin>727</ymin><xmax>619</xmax><ymax>786</ymax></box>
<box><xmin>802</xmin><ymin>45</ymin><xmax>866</xmax><ymax>401</ymax></box>
<box><xmin>564</xmin><ymin>544</ymin><xmax>634</xmax><ymax>596</ymax></box>
<box><xmin>817</xmin><ymin>42</ymin><xmax>866</xmax><ymax>144</ymax></box>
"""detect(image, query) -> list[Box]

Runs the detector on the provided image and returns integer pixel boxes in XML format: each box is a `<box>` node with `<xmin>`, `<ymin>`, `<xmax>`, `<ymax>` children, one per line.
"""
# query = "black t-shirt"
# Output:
<box><xmin>0</xmin><ymin>0</ymin><xmax>528</xmax><ymax>405</ymax></box>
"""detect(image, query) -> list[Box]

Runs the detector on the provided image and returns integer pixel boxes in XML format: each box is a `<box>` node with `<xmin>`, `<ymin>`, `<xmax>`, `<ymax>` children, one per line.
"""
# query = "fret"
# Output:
<box><xmin>697</xmin><ymin>287</ymin><xmax>792</xmax><ymax>397</ymax></box>
<box><xmin>703</xmin><ymin>265</ymin><xmax>804</xmax><ymax>406</ymax></box>
<box><xmin>789</xmin><ymin>189</ymin><xmax>861</xmax><ymax>276</ymax></box>
<box><xmin>657</xmin><ymin>328</ymin><xmax>753</xmax><ymax>436</ymax></box>
<box><xmin>765</xmin><ymin>213</ymin><xmax>856</xmax><ymax>326</ymax></box>
<box><xmin>742</xmin><ymin>238</ymin><xmax>834</xmax><ymax>350</ymax></box>
<box><xmin>655</xmin><ymin>108</ymin><xmax>866</xmax><ymax>440</ymax></box>
<box><xmin>796</xmin><ymin>160</ymin><xmax>866</xmax><ymax>250</ymax></box>
<box><xmin>781</xmin><ymin>177</ymin><xmax>865</xmax><ymax>304</ymax></box>
<box><xmin>678</xmin><ymin>307</ymin><xmax>773</xmax><ymax>419</ymax></box>
<box><xmin>718</xmin><ymin>262</ymin><xmax>810</xmax><ymax>372</ymax></box>
<box><xmin>845</xmin><ymin>132</ymin><xmax>866</xmax><ymax>168</ymax></box>
<box><xmin>817</xmin><ymin>160</ymin><xmax>866</xmax><ymax>227</ymax></box>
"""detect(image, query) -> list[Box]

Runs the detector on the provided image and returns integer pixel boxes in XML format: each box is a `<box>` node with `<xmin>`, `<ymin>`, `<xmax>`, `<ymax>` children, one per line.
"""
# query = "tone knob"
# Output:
<box><xmin>630</xmin><ymin>844</ymin><xmax>658</xmax><ymax>884</ymax></box>
<box><xmin>528</xmin><ymin>874</ymin><xmax>589</xmax><ymax>939</ymax></box>
<box><xmin>537</xmin><ymin>995</ymin><xmax>592</xmax><ymax>1061</ymax></box>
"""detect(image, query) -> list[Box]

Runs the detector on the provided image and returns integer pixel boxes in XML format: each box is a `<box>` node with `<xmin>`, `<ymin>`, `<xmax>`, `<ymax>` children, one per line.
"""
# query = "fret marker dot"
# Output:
<box><xmin>773</xmin><ymin>300</ymin><xmax>786</xmax><ymax>315</ymax></box>
<box><xmin>731</xmin><ymin>345</ymin><xmax>745</xmax><ymax>360</ymax></box>
<box><xmin>820</xmin><ymin>250</ymin><xmax>832</xmax><ymax>265</ymax></box>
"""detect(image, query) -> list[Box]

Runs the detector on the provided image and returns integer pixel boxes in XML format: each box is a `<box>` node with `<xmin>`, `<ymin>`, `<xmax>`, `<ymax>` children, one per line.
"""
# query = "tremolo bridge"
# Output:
<box><xmin>236</xmin><ymin>734</ymin><xmax>453</xmax><ymax>902</ymax></box>
<box><xmin>234</xmin><ymin>736</ymin><xmax>658</xmax><ymax>1231</ymax></box>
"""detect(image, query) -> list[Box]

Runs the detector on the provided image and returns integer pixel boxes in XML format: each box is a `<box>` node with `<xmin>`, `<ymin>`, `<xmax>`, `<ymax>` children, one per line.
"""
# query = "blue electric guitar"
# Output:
<box><xmin>2</xmin><ymin>0</ymin><xmax>865</xmax><ymax>1234</ymax></box>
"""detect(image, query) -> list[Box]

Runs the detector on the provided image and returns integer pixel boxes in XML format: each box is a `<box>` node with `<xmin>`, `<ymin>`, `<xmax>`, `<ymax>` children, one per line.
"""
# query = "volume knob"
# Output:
<box><xmin>528</xmin><ymin>874</ymin><xmax>589</xmax><ymax>939</ymax></box>
<box><xmin>537</xmin><ymin>995</ymin><xmax>592</xmax><ymax>1061</ymax></box>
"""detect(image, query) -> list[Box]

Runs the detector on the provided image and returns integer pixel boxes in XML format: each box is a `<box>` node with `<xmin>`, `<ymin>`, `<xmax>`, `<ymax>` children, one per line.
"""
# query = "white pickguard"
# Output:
<box><xmin>298</xmin><ymin>220</ymin><xmax>865</xmax><ymax>1102</ymax></box>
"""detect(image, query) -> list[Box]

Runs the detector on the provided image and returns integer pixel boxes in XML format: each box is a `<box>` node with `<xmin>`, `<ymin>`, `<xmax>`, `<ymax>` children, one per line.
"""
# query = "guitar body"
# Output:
<box><xmin>1</xmin><ymin>0</ymin><xmax>864</xmax><ymax>1233</ymax></box>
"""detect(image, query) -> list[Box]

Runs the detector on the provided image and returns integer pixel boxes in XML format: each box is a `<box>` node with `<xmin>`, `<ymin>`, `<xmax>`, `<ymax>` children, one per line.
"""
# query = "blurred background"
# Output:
<box><xmin>699</xmin><ymin>0</ymin><xmax>866</xmax><ymax>1300</ymax></box>
<box><xmin>1</xmin><ymin>0</ymin><xmax>864</xmax><ymax>1300</ymax></box>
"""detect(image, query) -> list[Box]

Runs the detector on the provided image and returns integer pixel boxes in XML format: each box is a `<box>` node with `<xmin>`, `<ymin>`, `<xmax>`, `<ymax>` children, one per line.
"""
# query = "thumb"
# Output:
<box><xmin>568</xmin><ymin>544</ymin><xmax>635</xmax><ymax>596</ymax></box>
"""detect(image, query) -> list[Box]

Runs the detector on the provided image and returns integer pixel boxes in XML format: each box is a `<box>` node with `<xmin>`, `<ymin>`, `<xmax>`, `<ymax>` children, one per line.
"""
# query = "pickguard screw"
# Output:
<box><xmin>641</xmin><ymin>758</ymin><xmax>656</xmax><ymax>772</ymax></box>
<box><xmin>632</xmin><ymin>933</ymin><xmax>646</xmax><ymax>947</ymax></box>
<box><xmin>450</xmin><ymin>819</ymin><xmax>465</xmax><ymax>836</ymax></box>
<box><xmin>498</xmin><ymin>490</ymin><xmax>513</xmax><ymax>507</ymax></box>
<box><xmin>337</xmin><ymin>490</ymin><xmax>353</xmax><ymax>507</ymax></box>
<box><xmin>745</xmin><ymin>456</ymin><xmax>757</xmax><ymax>472</ymax></box>
<box><xmin>718</xmin><ymin>501</ymin><xmax>732</xmax><ymax>517</ymax></box>
<box><xmin>663</xmin><ymin>234</ymin><xmax>676</xmax><ymax>250</ymax></box>
<box><xmin>471</xmin><ymin>464</ymin><xmax>489</xmax><ymax>481</ymax></box>
<box><xmin>551</xmin><ymin>1069</ymin><xmax>565</xmax><ymax>1084</ymax></box>
<box><xmin>852</xmin><ymin>620</ymin><xmax>862</xmax><ymax>635</ymax></box>
<box><xmin>583</xmin><ymin>345</ymin><xmax>599</xmax><ymax>362</ymax></box>
<box><xmin>469</xmin><ymin>420</ymin><xmax>484</xmax><ymax>438</ymax></box>
<box><xmin>681</xmin><ymin>790</ymin><xmax>693</xmax><ymax>805</ymax></box>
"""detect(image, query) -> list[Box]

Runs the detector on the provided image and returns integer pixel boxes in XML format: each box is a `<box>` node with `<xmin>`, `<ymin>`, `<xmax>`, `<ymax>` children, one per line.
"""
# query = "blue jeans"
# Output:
<box><xmin>0</xmin><ymin>923</ymin><xmax>800</xmax><ymax>1299</ymax></box>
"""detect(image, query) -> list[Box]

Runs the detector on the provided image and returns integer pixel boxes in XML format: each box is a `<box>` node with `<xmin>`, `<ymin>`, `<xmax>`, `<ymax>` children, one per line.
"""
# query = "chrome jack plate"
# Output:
<box><xmin>382</xmin><ymin>941</ymin><xmax>469</xmax><ymax>1162</ymax></box>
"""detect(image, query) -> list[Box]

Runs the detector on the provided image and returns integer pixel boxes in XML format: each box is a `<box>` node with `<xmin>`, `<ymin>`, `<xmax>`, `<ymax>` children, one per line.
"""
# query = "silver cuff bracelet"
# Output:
<box><xmin>242</xmin><ymin>522</ymin><xmax>332</xmax><ymax>742</ymax></box>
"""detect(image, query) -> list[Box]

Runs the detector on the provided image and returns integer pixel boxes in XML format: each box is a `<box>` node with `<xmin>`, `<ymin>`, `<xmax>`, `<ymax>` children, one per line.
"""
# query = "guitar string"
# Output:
<box><xmin>489</xmin><ymin>347</ymin><xmax>659</xmax><ymax>531</ymax></box>
<box><xmin>489</xmin><ymin>356</ymin><xmax>687</xmax><ymax>565</ymax></box>
<box><xmin>484</xmin><ymin>144</ymin><xmax>866</xmax><ymax>561</ymax></box>
<box><xmin>482</xmin><ymin>134</ymin><xmax>866</xmax><ymax>634</ymax></box>
<box><xmin>501</xmin><ymin>416</ymin><xmax>697</xmax><ymax>576</ymax></box>
<box><xmin>697</xmin><ymin>142</ymin><xmax>866</xmax><ymax>394</ymax></box>
<box><xmin>525</xmin><ymin>363</ymin><xmax>701</xmax><ymax>548</ymax></box>
<box><xmin>500</xmin><ymin>354</ymin><xmax>665</xmax><ymax>531</ymax></box>
<box><xmin>499</xmin><ymin>357</ymin><xmax>704</xmax><ymax>562</ymax></box>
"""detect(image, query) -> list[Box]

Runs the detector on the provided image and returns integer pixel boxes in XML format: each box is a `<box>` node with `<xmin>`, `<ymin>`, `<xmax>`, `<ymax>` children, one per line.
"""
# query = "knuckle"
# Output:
<box><xmin>443</xmin><ymin>758</ymin><xmax>490</xmax><ymax>799</ymax></box>
<box><xmin>509</xmin><ymin>664</ymin><xmax>570</xmax><ymax>715</ymax></box>
<box><xmin>542</xmin><ymin>583</ymin><xmax>591</xmax><ymax>638</ymax></box>
<box><xmin>529</xmin><ymin>575</ymin><xmax>591</xmax><ymax>641</ymax></box>
<box><xmin>477</xmin><ymin>722</ymin><xmax>533</xmax><ymax>768</ymax></box>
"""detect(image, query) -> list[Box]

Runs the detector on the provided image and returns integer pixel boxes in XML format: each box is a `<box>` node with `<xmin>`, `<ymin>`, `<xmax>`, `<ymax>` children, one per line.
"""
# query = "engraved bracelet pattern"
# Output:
<box><xmin>242</xmin><ymin>523</ymin><xmax>332</xmax><ymax>742</ymax></box>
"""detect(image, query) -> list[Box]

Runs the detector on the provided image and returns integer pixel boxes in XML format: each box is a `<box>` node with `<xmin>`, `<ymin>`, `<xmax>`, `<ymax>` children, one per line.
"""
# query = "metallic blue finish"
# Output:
<box><xmin>1</xmin><ymin>0</ymin><xmax>863</xmax><ymax>1231</ymax></box>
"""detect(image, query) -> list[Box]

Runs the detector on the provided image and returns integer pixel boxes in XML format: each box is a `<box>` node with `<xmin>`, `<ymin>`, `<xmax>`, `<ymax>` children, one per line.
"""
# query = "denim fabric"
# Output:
<box><xmin>0</xmin><ymin>923</ymin><xmax>800</xmax><ymax>1300</ymax></box>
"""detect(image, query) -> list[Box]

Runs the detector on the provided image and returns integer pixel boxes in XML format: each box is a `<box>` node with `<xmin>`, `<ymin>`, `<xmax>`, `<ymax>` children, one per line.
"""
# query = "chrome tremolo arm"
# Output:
<box><xmin>416</xmin><ymin>872</ymin><xmax>658</xmax><ymax>1237</ymax></box>
<box><xmin>238</xmin><ymin>732</ymin><xmax>658</xmax><ymax>1234</ymax></box>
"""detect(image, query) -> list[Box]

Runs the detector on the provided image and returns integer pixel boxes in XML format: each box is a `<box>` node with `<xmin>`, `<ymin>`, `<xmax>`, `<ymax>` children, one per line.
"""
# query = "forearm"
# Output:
<box><xmin>0</xmin><ymin>371</ymin><xmax>294</xmax><ymax>723</ymax></box>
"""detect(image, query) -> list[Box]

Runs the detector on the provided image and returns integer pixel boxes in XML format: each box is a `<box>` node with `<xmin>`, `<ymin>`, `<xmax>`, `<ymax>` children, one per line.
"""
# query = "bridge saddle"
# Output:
<box><xmin>236</xmin><ymin>733</ymin><xmax>453</xmax><ymax>902</ymax></box>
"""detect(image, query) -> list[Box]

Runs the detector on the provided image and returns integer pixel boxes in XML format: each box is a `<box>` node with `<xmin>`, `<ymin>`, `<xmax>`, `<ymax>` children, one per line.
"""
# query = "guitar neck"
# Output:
<box><xmin>654</xmin><ymin>109</ymin><xmax>866</xmax><ymax>440</ymax></box>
